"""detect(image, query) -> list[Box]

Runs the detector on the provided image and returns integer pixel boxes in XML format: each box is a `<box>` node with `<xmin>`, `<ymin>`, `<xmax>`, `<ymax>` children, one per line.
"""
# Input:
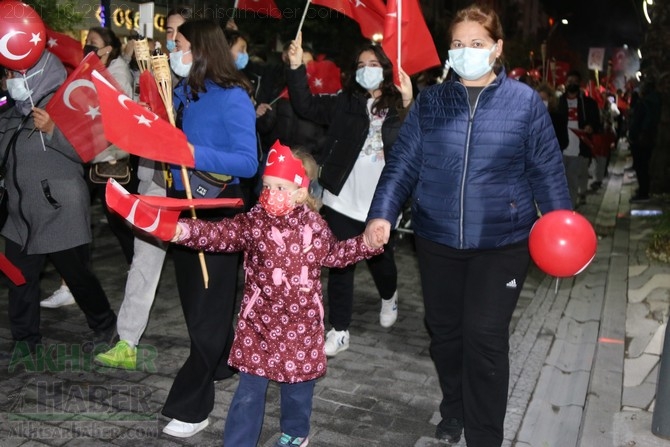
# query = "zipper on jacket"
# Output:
<box><xmin>458</xmin><ymin>81</ymin><xmax>496</xmax><ymax>248</ymax></box>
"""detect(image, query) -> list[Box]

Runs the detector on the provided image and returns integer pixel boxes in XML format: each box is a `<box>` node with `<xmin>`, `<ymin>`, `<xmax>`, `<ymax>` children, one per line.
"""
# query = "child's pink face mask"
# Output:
<box><xmin>259</xmin><ymin>189</ymin><xmax>296</xmax><ymax>217</ymax></box>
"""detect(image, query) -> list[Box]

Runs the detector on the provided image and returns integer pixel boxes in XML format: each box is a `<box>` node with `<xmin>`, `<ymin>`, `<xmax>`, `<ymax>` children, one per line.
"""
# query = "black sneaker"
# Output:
<box><xmin>435</xmin><ymin>418</ymin><xmax>463</xmax><ymax>443</ymax></box>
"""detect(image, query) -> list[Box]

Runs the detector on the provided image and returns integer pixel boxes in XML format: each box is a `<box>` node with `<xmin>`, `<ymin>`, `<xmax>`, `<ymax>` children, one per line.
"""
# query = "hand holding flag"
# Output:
<box><xmin>105</xmin><ymin>179</ymin><xmax>243</xmax><ymax>241</ymax></box>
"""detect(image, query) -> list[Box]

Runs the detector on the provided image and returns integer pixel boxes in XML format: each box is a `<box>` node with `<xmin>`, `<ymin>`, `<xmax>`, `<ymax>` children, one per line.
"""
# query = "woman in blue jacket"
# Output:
<box><xmin>286</xmin><ymin>34</ymin><xmax>413</xmax><ymax>357</ymax></box>
<box><xmin>160</xmin><ymin>19</ymin><xmax>258</xmax><ymax>438</ymax></box>
<box><xmin>365</xmin><ymin>5</ymin><xmax>571</xmax><ymax>446</ymax></box>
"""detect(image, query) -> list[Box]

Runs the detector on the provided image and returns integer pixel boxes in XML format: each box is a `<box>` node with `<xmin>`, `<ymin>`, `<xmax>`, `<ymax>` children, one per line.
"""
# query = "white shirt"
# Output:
<box><xmin>322</xmin><ymin>98</ymin><xmax>386</xmax><ymax>222</ymax></box>
<box><xmin>564</xmin><ymin>97</ymin><xmax>581</xmax><ymax>157</ymax></box>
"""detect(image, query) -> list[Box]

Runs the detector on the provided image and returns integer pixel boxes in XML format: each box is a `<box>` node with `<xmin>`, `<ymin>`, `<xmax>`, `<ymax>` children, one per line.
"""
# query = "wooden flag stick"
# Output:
<box><xmin>151</xmin><ymin>54</ymin><xmax>209</xmax><ymax>288</ymax></box>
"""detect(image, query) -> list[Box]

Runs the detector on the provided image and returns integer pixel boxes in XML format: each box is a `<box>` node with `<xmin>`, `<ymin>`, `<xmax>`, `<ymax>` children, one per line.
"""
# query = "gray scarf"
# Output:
<box><xmin>12</xmin><ymin>50</ymin><xmax>66</xmax><ymax>116</ymax></box>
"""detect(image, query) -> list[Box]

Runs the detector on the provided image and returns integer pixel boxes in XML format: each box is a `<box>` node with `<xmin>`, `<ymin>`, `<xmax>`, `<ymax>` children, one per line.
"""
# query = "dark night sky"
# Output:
<box><xmin>540</xmin><ymin>0</ymin><xmax>648</xmax><ymax>49</ymax></box>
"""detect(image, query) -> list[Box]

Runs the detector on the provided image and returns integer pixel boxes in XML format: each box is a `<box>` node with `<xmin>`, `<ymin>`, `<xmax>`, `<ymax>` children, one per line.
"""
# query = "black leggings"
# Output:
<box><xmin>322</xmin><ymin>206</ymin><xmax>397</xmax><ymax>331</ymax></box>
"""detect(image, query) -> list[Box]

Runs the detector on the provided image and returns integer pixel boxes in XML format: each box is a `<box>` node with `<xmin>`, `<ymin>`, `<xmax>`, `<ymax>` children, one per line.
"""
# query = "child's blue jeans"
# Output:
<box><xmin>223</xmin><ymin>372</ymin><xmax>316</xmax><ymax>446</ymax></box>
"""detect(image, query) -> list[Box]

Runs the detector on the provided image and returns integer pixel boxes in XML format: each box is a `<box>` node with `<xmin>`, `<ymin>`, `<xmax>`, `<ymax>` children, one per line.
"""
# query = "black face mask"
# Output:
<box><xmin>566</xmin><ymin>83</ymin><xmax>580</xmax><ymax>95</ymax></box>
<box><xmin>83</xmin><ymin>44</ymin><xmax>100</xmax><ymax>57</ymax></box>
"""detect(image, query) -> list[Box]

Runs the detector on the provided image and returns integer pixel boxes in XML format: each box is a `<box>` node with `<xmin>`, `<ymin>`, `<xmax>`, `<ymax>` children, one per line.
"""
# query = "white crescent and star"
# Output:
<box><xmin>63</xmin><ymin>79</ymin><xmax>96</xmax><ymax>111</ymax></box>
<box><xmin>0</xmin><ymin>30</ymin><xmax>32</xmax><ymax>61</ymax></box>
<box><xmin>116</xmin><ymin>94</ymin><xmax>157</xmax><ymax>125</ymax></box>
<box><xmin>266</xmin><ymin>149</ymin><xmax>287</xmax><ymax>166</ymax></box>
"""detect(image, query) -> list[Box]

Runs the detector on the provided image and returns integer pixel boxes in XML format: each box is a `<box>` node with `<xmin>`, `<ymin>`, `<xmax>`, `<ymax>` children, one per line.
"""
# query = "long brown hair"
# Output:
<box><xmin>177</xmin><ymin>19</ymin><xmax>252</xmax><ymax>98</ymax></box>
<box><xmin>345</xmin><ymin>43</ymin><xmax>400</xmax><ymax>115</ymax></box>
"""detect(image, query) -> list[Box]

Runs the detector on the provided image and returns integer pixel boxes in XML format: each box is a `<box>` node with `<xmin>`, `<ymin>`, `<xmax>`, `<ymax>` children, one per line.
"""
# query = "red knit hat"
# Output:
<box><xmin>263</xmin><ymin>140</ymin><xmax>309</xmax><ymax>188</ymax></box>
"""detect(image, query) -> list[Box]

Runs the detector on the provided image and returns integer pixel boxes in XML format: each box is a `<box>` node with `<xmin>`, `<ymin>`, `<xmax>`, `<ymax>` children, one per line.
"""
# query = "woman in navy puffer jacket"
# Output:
<box><xmin>365</xmin><ymin>5</ymin><xmax>571</xmax><ymax>447</ymax></box>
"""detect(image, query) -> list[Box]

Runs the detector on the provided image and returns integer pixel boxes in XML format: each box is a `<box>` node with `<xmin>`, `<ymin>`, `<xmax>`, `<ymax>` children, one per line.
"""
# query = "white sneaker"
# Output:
<box><xmin>379</xmin><ymin>291</ymin><xmax>398</xmax><ymax>328</ymax></box>
<box><xmin>162</xmin><ymin>418</ymin><xmax>209</xmax><ymax>438</ymax></box>
<box><xmin>40</xmin><ymin>285</ymin><xmax>76</xmax><ymax>308</ymax></box>
<box><xmin>324</xmin><ymin>328</ymin><xmax>349</xmax><ymax>357</ymax></box>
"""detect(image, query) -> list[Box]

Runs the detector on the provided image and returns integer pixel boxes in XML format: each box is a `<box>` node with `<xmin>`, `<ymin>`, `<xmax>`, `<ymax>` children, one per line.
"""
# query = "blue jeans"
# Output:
<box><xmin>223</xmin><ymin>373</ymin><xmax>315</xmax><ymax>446</ymax></box>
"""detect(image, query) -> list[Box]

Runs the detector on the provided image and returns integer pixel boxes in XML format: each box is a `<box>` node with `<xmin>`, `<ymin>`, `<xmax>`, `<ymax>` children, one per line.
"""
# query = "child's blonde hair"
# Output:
<box><xmin>291</xmin><ymin>147</ymin><xmax>322</xmax><ymax>212</ymax></box>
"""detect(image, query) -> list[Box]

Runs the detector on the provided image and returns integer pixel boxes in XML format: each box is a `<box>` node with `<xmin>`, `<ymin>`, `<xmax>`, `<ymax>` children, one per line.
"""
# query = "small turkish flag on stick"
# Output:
<box><xmin>105</xmin><ymin>179</ymin><xmax>243</xmax><ymax>241</ymax></box>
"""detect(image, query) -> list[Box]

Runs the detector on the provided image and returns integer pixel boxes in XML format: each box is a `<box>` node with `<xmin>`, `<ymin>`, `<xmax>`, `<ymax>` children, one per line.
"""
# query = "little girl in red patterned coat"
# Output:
<box><xmin>170</xmin><ymin>140</ymin><xmax>383</xmax><ymax>447</ymax></box>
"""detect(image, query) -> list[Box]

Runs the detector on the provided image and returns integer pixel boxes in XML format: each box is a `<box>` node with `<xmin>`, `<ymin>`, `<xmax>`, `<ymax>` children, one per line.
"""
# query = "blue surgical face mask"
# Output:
<box><xmin>235</xmin><ymin>52</ymin><xmax>249</xmax><ymax>70</ymax></box>
<box><xmin>169</xmin><ymin>50</ymin><xmax>192</xmax><ymax>78</ymax></box>
<box><xmin>166</xmin><ymin>39</ymin><xmax>176</xmax><ymax>53</ymax></box>
<box><xmin>447</xmin><ymin>44</ymin><xmax>497</xmax><ymax>81</ymax></box>
<box><xmin>355</xmin><ymin>66</ymin><xmax>383</xmax><ymax>90</ymax></box>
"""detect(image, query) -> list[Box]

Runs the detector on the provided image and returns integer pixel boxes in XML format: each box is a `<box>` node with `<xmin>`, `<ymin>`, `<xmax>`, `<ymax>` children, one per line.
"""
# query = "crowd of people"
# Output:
<box><xmin>0</xmin><ymin>2</ymin><xmax>661</xmax><ymax>447</ymax></box>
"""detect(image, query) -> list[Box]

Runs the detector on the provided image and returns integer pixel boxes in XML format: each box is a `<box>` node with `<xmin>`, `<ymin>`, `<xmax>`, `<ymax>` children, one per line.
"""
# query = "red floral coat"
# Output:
<box><xmin>176</xmin><ymin>204</ymin><xmax>382</xmax><ymax>383</ymax></box>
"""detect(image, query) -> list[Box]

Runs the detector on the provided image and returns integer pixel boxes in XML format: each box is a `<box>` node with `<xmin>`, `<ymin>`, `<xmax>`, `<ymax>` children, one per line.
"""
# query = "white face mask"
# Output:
<box><xmin>6</xmin><ymin>69</ymin><xmax>42</xmax><ymax>102</ymax></box>
<box><xmin>169</xmin><ymin>50</ymin><xmax>192</xmax><ymax>78</ymax></box>
<box><xmin>448</xmin><ymin>44</ymin><xmax>497</xmax><ymax>81</ymax></box>
<box><xmin>355</xmin><ymin>66</ymin><xmax>383</xmax><ymax>90</ymax></box>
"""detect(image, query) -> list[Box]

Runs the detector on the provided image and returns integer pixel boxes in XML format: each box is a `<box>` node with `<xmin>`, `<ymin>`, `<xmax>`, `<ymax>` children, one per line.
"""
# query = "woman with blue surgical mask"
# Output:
<box><xmin>286</xmin><ymin>33</ymin><xmax>413</xmax><ymax>359</ymax></box>
<box><xmin>364</xmin><ymin>4</ymin><xmax>571</xmax><ymax>445</ymax></box>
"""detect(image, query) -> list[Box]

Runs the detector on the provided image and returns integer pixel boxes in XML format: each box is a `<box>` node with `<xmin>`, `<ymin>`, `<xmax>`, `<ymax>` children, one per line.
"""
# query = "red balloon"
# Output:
<box><xmin>529</xmin><ymin>210</ymin><xmax>597</xmax><ymax>278</ymax></box>
<box><xmin>0</xmin><ymin>0</ymin><xmax>47</xmax><ymax>72</ymax></box>
<box><xmin>508</xmin><ymin>67</ymin><xmax>527</xmax><ymax>80</ymax></box>
<box><xmin>528</xmin><ymin>69</ymin><xmax>541</xmax><ymax>80</ymax></box>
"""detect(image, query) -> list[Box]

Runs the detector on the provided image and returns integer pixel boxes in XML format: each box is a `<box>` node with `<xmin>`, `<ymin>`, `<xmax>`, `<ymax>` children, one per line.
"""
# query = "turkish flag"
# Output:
<box><xmin>45</xmin><ymin>28</ymin><xmax>82</xmax><ymax>72</ymax></box>
<box><xmin>46</xmin><ymin>52</ymin><xmax>125</xmax><ymax>162</ymax></box>
<box><xmin>236</xmin><ymin>0</ymin><xmax>282</xmax><ymax>19</ymax></box>
<box><xmin>106</xmin><ymin>179</ymin><xmax>243</xmax><ymax>240</ymax></box>
<box><xmin>548</xmin><ymin>60</ymin><xmax>570</xmax><ymax>87</ymax></box>
<box><xmin>0</xmin><ymin>253</ymin><xmax>26</xmax><ymax>286</ymax></box>
<box><xmin>306</xmin><ymin>56</ymin><xmax>342</xmax><ymax>95</ymax></box>
<box><xmin>91</xmin><ymin>70</ymin><xmax>195</xmax><ymax>168</ymax></box>
<box><xmin>383</xmin><ymin>0</ymin><xmax>441</xmax><ymax>82</ymax></box>
<box><xmin>139</xmin><ymin>70</ymin><xmax>169</xmax><ymax>123</ymax></box>
<box><xmin>311</xmin><ymin>0</ymin><xmax>386</xmax><ymax>40</ymax></box>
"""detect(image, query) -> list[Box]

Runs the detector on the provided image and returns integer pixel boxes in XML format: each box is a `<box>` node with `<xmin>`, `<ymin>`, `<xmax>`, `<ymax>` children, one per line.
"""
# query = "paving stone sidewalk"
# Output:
<box><xmin>1</xmin><ymin>147</ymin><xmax>669</xmax><ymax>446</ymax></box>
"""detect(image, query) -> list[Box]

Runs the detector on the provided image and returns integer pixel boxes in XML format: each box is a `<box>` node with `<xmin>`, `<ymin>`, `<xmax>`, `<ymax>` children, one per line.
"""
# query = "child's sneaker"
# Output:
<box><xmin>274</xmin><ymin>433</ymin><xmax>309</xmax><ymax>447</ymax></box>
<box><xmin>94</xmin><ymin>340</ymin><xmax>136</xmax><ymax>370</ymax></box>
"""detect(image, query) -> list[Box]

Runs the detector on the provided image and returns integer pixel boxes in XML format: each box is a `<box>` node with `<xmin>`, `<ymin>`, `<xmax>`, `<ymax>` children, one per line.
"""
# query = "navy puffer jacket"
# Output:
<box><xmin>367</xmin><ymin>69</ymin><xmax>572</xmax><ymax>250</ymax></box>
